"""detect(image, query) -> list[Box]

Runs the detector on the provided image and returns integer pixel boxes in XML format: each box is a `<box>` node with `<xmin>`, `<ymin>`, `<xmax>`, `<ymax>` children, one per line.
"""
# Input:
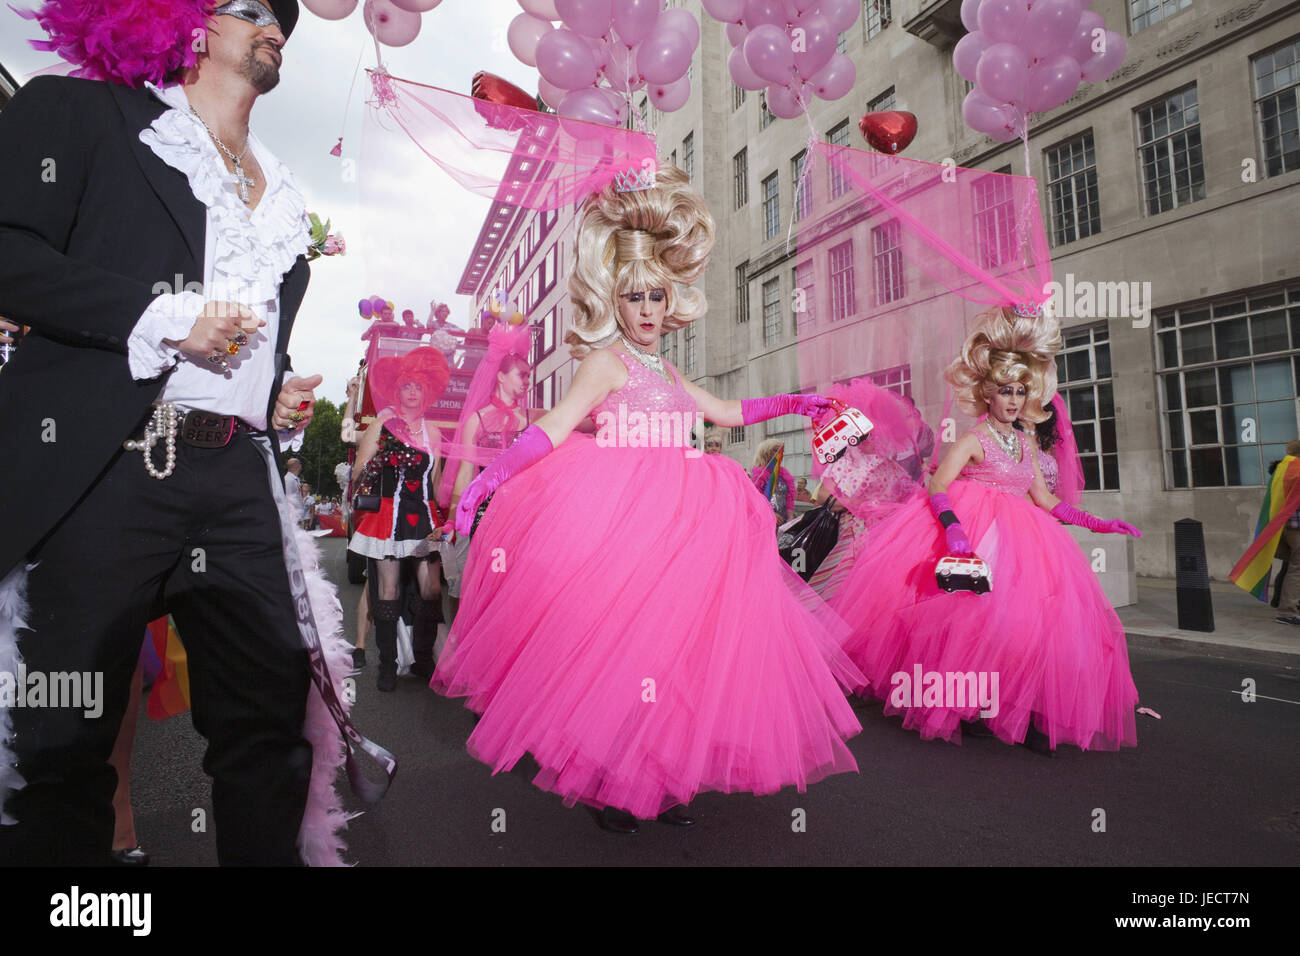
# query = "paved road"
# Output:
<box><xmin>127</xmin><ymin>538</ymin><xmax>1300</xmax><ymax>866</ymax></box>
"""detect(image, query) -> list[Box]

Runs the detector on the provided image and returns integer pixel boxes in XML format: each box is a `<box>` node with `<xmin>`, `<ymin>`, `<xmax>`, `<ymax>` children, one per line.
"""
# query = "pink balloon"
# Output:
<box><xmin>649</xmin><ymin>75</ymin><xmax>691</xmax><ymax>111</ymax></box>
<box><xmin>536</xmin><ymin>28</ymin><xmax>599</xmax><ymax>90</ymax></box>
<box><xmin>952</xmin><ymin>30</ymin><xmax>989</xmax><ymax>84</ymax></box>
<box><xmin>586</xmin><ymin>34</ymin><xmax>611</xmax><ymax>70</ymax></box>
<box><xmin>962</xmin><ymin>88</ymin><xmax>1016</xmax><ymax>137</ymax></box>
<box><xmin>370</xmin><ymin>295</ymin><xmax>388</xmax><ymax>313</ymax></box>
<box><xmin>1081</xmin><ymin>30</ymin><xmax>1126</xmax><ymax>83</ymax></box>
<box><xmin>959</xmin><ymin>0</ymin><xmax>981</xmax><ymax>33</ymax></box>
<box><xmin>538</xmin><ymin>76</ymin><xmax>568</xmax><ymax>110</ymax></box>
<box><xmin>744</xmin><ymin>0</ymin><xmax>785</xmax><ymax>28</ymax></box>
<box><xmin>1023</xmin><ymin>0</ymin><xmax>1082</xmax><ymax>61</ymax></box>
<box><xmin>726</xmin><ymin>21</ymin><xmax>748</xmax><ymax>46</ymax></box>
<box><xmin>363</xmin><ymin>0</ymin><xmax>422</xmax><ymax>47</ymax></box>
<box><xmin>358</xmin><ymin>297</ymin><xmax>373</xmax><ymax>318</ymax></box>
<box><xmin>978</xmin><ymin>0</ymin><xmax>1030</xmax><ymax>44</ymax></box>
<box><xmin>702</xmin><ymin>0</ymin><xmax>744</xmax><ymax>24</ymax></box>
<box><xmin>556</xmin><ymin>0</ymin><xmax>612</xmax><ymax>38</ymax></box>
<box><xmin>728</xmin><ymin>44</ymin><xmax>766</xmax><ymax>90</ymax></box>
<box><xmin>792</xmin><ymin>14</ymin><xmax>835</xmax><ymax>78</ymax></box>
<box><xmin>810</xmin><ymin>52</ymin><xmax>854</xmax><ymax>101</ymax></box>
<box><xmin>604</xmin><ymin>40</ymin><xmax>643</xmax><ymax>90</ymax></box>
<box><xmin>302</xmin><ymin>0</ymin><xmax>358</xmax><ymax>20</ymax></box>
<box><xmin>390</xmin><ymin>0</ymin><xmax>440</xmax><ymax>11</ymax></box>
<box><xmin>519</xmin><ymin>0</ymin><xmax>559</xmax><ymax>18</ymax></box>
<box><xmin>638</xmin><ymin>27</ymin><xmax>693</xmax><ymax>85</ymax></box>
<box><xmin>782</xmin><ymin>0</ymin><xmax>812</xmax><ymax>19</ymax></box>
<box><xmin>1023</xmin><ymin>52</ymin><xmax>1080</xmax><ymax>112</ymax></box>
<box><xmin>819</xmin><ymin>0</ymin><xmax>859</xmax><ymax>33</ymax></box>
<box><xmin>976</xmin><ymin>41</ymin><xmax>1030</xmax><ymax>105</ymax></box>
<box><xmin>660</xmin><ymin>8</ymin><xmax>700</xmax><ymax>49</ymax></box>
<box><xmin>1070</xmin><ymin>11</ymin><xmax>1105</xmax><ymax>63</ymax></box>
<box><xmin>744</xmin><ymin>24</ymin><xmax>795</xmax><ymax>85</ymax></box>
<box><xmin>612</xmin><ymin>0</ymin><xmax>660</xmax><ymax>45</ymax></box>
<box><xmin>558</xmin><ymin>86</ymin><xmax>622</xmax><ymax>125</ymax></box>
<box><xmin>766</xmin><ymin>82</ymin><xmax>804</xmax><ymax>119</ymax></box>
<box><xmin>508</xmin><ymin>13</ymin><xmax>555</xmax><ymax>68</ymax></box>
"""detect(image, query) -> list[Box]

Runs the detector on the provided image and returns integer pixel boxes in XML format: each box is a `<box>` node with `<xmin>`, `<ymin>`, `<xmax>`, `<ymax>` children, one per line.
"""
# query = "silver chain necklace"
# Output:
<box><xmin>620</xmin><ymin>334</ymin><xmax>669</xmax><ymax>382</ymax></box>
<box><xmin>986</xmin><ymin>421</ymin><xmax>1021</xmax><ymax>462</ymax></box>
<box><xmin>189</xmin><ymin>106</ymin><xmax>255</xmax><ymax>204</ymax></box>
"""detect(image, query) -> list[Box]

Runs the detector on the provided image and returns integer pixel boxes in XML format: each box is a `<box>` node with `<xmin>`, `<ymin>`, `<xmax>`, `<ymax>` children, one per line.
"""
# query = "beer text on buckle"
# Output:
<box><xmin>182</xmin><ymin>412</ymin><xmax>235</xmax><ymax>448</ymax></box>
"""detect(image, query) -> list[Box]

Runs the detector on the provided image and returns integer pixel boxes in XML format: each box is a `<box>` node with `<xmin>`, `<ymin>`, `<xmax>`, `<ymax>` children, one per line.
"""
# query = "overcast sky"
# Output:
<box><xmin>0</xmin><ymin>0</ymin><xmax>542</xmax><ymax>406</ymax></box>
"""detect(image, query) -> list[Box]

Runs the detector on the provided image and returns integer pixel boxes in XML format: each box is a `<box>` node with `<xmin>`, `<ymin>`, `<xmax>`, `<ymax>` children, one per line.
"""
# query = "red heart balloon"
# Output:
<box><xmin>406</xmin><ymin>513</ymin><xmax>419</xmax><ymax>527</ymax></box>
<box><xmin>472</xmin><ymin>72</ymin><xmax>537</xmax><ymax>112</ymax></box>
<box><xmin>405</xmin><ymin>480</ymin><xmax>420</xmax><ymax>493</ymax></box>
<box><xmin>859</xmin><ymin>111</ymin><xmax>919</xmax><ymax>155</ymax></box>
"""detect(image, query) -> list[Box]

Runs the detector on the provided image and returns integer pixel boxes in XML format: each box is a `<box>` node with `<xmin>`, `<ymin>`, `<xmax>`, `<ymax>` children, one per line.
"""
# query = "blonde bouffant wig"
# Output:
<box><xmin>565</xmin><ymin>164</ymin><xmax>715</xmax><ymax>356</ymax></box>
<box><xmin>945</xmin><ymin>307</ymin><xmax>1062</xmax><ymax>424</ymax></box>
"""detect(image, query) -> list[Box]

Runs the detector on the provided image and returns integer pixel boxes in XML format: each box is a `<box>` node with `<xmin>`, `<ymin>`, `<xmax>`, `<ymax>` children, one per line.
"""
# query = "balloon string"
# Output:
<box><xmin>783</xmin><ymin>96</ymin><xmax>820</xmax><ymax>254</ymax></box>
<box><xmin>363</xmin><ymin>1</ymin><xmax>385</xmax><ymax>72</ymax></box>
<box><xmin>335</xmin><ymin>39</ymin><xmax>368</xmax><ymax>153</ymax></box>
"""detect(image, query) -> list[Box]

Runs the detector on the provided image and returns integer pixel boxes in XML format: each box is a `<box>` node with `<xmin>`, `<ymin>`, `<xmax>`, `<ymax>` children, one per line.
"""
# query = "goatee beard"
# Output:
<box><xmin>242</xmin><ymin>46</ymin><xmax>280</xmax><ymax>94</ymax></box>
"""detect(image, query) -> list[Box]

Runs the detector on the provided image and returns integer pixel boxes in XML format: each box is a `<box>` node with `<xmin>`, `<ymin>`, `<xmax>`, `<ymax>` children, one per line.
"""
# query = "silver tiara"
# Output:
<box><xmin>613</xmin><ymin>165</ymin><xmax>655</xmax><ymax>193</ymax></box>
<box><xmin>1011</xmin><ymin>302</ymin><xmax>1044</xmax><ymax>319</ymax></box>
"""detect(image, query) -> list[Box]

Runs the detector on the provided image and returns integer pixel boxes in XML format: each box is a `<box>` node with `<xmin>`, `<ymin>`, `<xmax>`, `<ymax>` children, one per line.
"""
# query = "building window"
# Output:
<box><xmin>733</xmin><ymin>83</ymin><xmax>746</xmax><ymax>110</ymax></box>
<box><xmin>682</xmin><ymin>131</ymin><xmax>694</xmax><ymax>182</ymax></box>
<box><xmin>684</xmin><ymin>322</ymin><xmax>696</xmax><ymax>373</ymax></box>
<box><xmin>973</xmin><ymin>167</ymin><xmax>1016</xmax><ymax>270</ymax></box>
<box><xmin>864</xmin><ymin>0</ymin><xmax>891</xmax><ymax>40</ymax></box>
<box><xmin>836</xmin><ymin>32</ymin><xmax>847</xmax><ymax>54</ymax></box>
<box><xmin>1055</xmin><ymin>325</ymin><xmax>1119</xmax><ymax>491</ymax></box>
<box><xmin>735</xmin><ymin>262</ymin><xmax>750</xmax><ymax>324</ymax></box>
<box><xmin>730</xmin><ymin>425</ymin><xmax>746</xmax><ymax>444</ymax></box>
<box><xmin>763</xmin><ymin>277</ymin><xmax>782</xmax><ymax>344</ymax></box>
<box><xmin>663</xmin><ymin>328</ymin><xmax>678</xmax><ymax>368</ymax></box>
<box><xmin>1129</xmin><ymin>0</ymin><xmax>1191</xmax><ymax>34</ymax></box>
<box><xmin>792</xmin><ymin>150</ymin><xmax>811</xmax><ymax>221</ymax></box>
<box><xmin>794</xmin><ymin>259</ymin><xmax>815</xmax><ymax>330</ymax></box>
<box><xmin>827</xmin><ymin>119</ymin><xmax>851</xmax><ymax>199</ymax></box>
<box><xmin>1158</xmin><ymin>285</ymin><xmax>1300</xmax><ymax>488</ymax></box>
<box><xmin>637</xmin><ymin>97</ymin><xmax>649</xmax><ymax>131</ymax></box>
<box><xmin>872</xmin><ymin>220</ymin><xmax>904</xmax><ymax>306</ymax></box>
<box><xmin>760</xmin><ymin>91</ymin><xmax>775</xmax><ymax>129</ymax></box>
<box><xmin>762</xmin><ymin>172</ymin><xmax>780</xmax><ymax>240</ymax></box>
<box><xmin>1045</xmin><ymin>131</ymin><xmax>1100</xmax><ymax>246</ymax></box>
<box><xmin>829</xmin><ymin>240</ymin><xmax>855</xmax><ymax>322</ymax></box>
<box><xmin>1137</xmin><ymin>86</ymin><xmax>1205</xmax><ymax>216</ymax></box>
<box><xmin>541</xmin><ymin>305</ymin><xmax>557</xmax><ymax>359</ymax></box>
<box><xmin>734</xmin><ymin>148</ymin><xmax>749</xmax><ymax>209</ymax></box>
<box><xmin>867</xmin><ymin>363</ymin><xmax>912</xmax><ymax>399</ymax></box>
<box><xmin>668</xmin><ymin>149</ymin><xmax>677</xmax><ymax>169</ymax></box>
<box><xmin>868</xmin><ymin>86</ymin><xmax>896</xmax><ymax>113</ymax></box>
<box><xmin>1253</xmin><ymin>37</ymin><xmax>1300</xmax><ymax>178</ymax></box>
<box><xmin>535</xmin><ymin>373</ymin><xmax>555</xmax><ymax>409</ymax></box>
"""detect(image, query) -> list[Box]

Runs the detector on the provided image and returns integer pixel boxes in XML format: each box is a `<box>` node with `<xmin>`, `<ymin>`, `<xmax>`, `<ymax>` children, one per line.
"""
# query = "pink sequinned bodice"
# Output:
<box><xmin>1037</xmin><ymin>446</ymin><xmax>1060</xmax><ymax>495</ymax></box>
<box><xmin>824</xmin><ymin>447</ymin><xmax>916</xmax><ymax>523</ymax></box>
<box><xmin>960</xmin><ymin>427</ymin><xmax>1038</xmax><ymax>497</ymax></box>
<box><xmin>591</xmin><ymin>350</ymin><xmax>697</xmax><ymax>449</ymax></box>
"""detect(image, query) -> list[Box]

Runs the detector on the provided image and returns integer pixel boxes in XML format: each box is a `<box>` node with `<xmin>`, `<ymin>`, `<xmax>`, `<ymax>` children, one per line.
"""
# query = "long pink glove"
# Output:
<box><xmin>1051</xmin><ymin>502</ymin><xmax>1142</xmax><ymax>537</ymax></box>
<box><xmin>454</xmin><ymin>425</ymin><xmax>553</xmax><ymax>534</ymax></box>
<box><xmin>929</xmin><ymin>492</ymin><xmax>972</xmax><ymax>556</ymax></box>
<box><xmin>741</xmin><ymin>393</ymin><xmax>835</xmax><ymax>425</ymax></box>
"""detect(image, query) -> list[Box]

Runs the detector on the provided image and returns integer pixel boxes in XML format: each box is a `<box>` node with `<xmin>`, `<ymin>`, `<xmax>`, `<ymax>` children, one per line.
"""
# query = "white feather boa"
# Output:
<box><xmin>0</xmin><ymin>562</ymin><xmax>33</xmax><ymax>825</ymax></box>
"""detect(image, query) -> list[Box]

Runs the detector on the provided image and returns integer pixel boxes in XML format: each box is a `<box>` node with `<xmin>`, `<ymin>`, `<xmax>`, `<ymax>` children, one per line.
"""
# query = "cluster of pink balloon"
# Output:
<box><xmin>508</xmin><ymin>0</ymin><xmax>701</xmax><ymax>127</ymax></box>
<box><xmin>704</xmin><ymin>0</ymin><xmax>860</xmax><ymax>121</ymax></box>
<box><xmin>954</xmin><ymin>0</ymin><xmax>1126</xmax><ymax>142</ymax></box>
<box><xmin>301</xmin><ymin>0</ymin><xmax>442</xmax><ymax>48</ymax></box>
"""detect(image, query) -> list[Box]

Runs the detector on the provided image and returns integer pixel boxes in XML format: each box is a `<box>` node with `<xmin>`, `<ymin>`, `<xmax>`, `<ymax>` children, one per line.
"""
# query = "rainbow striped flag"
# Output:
<box><xmin>145</xmin><ymin>615</ymin><xmax>191</xmax><ymax>720</ymax></box>
<box><xmin>1230</xmin><ymin>456</ymin><xmax>1300</xmax><ymax>601</ymax></box>
<box><xmin>763</xmin><ymin>445</ymin><xmax>784</xmax><ymax>499</ymax></box>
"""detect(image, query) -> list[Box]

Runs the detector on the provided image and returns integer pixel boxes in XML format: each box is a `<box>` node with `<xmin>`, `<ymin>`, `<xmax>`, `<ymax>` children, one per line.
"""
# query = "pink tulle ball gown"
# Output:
<box><xmin>432</xmin><ymin>350</ymin><xmax>865</xmax><ymax>818</ymax></box>
<box><xmin>830</xmin><ymin>428</ymin><xmax>1138</xmax><ymax>751</ymax></box>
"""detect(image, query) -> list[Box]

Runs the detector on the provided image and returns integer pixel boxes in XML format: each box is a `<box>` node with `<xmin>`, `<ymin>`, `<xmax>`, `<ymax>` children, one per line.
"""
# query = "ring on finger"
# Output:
<box><xmin>232</xmin><ymin>331</ymin><xmax>249</xmax><ymax>347</ymax></box>
<box><xmin>207</xmin><ymin>350</ymin><xmax>229</xmax><ymax>369</ymax></box>
<box><xmin>289</xmin><ymin>410</ymin><xmax>305</xmax><ymax>423</ymax></box>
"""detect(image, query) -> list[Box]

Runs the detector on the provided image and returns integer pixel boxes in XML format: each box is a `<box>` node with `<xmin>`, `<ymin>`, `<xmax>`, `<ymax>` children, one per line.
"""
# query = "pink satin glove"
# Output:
<box><xmin>929</xmin><ymin>492</ymin><xmax>972</xmax><ymax>556</ymax></box>
<box><xmin>455</xmin><ymin>425</ymin><xmax>554</xmax><ymax>534</ymax></box>
<box><xmin>741</xmin><ymin>393</ymin><xmax>835</xmax><ymax>425</ymax></box>
<box><xmin>1051</xmin><ymin>502</ymin><xmax>1142</xmax><ymax>537</ymax></box>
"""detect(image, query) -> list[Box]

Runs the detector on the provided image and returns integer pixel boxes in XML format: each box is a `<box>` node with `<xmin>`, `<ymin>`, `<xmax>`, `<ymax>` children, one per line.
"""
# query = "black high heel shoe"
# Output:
<box><xmin>587</xmin><ymin>805</ymin><xmax>639</xmax><ymax>834</ymax></box>
<box><xmin>110</xmin><ymin>845</ymin><xmax>150</xmax><ymax>866</ymax></box>
<box><xmin>657</xmin><ymin>805</ymin><xmax>695</xmax><ymax>827</ymax></box>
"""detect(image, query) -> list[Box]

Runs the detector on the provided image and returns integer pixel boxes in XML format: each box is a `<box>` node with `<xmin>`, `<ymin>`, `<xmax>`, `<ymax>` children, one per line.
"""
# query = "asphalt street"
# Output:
<box><xmin>126</xmin><ymin>537</ymin><xmax>1300</xmax><ymax>867</ymax></box>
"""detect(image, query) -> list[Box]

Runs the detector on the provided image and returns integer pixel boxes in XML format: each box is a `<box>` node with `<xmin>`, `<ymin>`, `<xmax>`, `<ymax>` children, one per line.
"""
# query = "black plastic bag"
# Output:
<box><xmin>778</xmin><ymin>499</ymin><xmax>839</xmax><ymax>582</ymax></box>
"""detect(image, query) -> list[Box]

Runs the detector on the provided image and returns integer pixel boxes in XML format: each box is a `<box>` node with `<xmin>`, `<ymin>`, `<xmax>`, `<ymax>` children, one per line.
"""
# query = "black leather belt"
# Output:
<box><xmin>179</xmin><ymin>409</ymin><xmax>261</xmax><ymax>448</ymax></box>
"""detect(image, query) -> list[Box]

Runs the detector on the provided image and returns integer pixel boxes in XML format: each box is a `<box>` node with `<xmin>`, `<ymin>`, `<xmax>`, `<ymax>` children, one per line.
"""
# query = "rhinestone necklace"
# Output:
<box><xmin>620</xmin><ymin>334</ymin><xmax>669</xmax><ymax>382</ymax></box>
<box><xmin>188</xmin><ymin>106</ymin><xmax>256</xmax><ymax>204</ymax></box>
<box><xmin>986</xmin><ymin>420</ymin><xmax>1022</xmax><ymax>462</ymax></box>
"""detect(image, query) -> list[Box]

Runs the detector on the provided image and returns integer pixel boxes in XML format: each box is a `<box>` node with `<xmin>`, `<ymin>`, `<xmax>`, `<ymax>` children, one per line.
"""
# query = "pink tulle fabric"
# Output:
<box><xmin>365</xmin><ymin>72</ymin><xmax>655</xmax><ymax>212</ymax></box>
<box><xmin>17</xmin><ymin>0</ymin><xmax>210</xmax><ymax>88</ymax></box>
<box><xmin>436</xmin><ymin>320</ymin><xmax>534</xmax><ymax>509</ymax></box>
<box><xmin>812</xmin><ymin>377</ymin><xmax>933</xmax><ymax>482</ymax></box>
<box><xmin>432</xmin><ymin>352</ymin><xmax>864</xmax><ymax>817</ymax></box>
<box><xmin>829</xmin><ymin>428</ymin><xmax>1138</xmax><ymax>751</ymax></box>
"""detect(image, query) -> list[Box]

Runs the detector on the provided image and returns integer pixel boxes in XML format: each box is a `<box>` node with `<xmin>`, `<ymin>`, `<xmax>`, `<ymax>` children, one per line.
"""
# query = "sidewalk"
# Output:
<box><xmin>1119</xmin><ymin>577</ymin><xmax>1300</xmax><ymax>659</ymax></box>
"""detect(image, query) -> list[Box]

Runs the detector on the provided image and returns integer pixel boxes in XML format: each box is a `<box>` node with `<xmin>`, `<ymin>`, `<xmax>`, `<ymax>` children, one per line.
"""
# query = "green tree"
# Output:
<box><xmin>297</xmin><ymin>397</ymin><xmax>347</xmax><ymax>496</ymax></box>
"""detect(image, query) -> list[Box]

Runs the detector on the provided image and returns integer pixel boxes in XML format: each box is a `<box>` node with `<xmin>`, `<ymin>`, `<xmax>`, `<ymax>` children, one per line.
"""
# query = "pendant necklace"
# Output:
<box><xmin>620</xmin><ymin>334</ymin><xmax>669</xmax><ymax>383</ymax></box>
<box><xmin>986</xmin><ymin>421</ymin><xmax>1021</xmax><ymax>462</ymax></box>
<box><xmin>189</xmin><ymin>106</ymin><xmax>255</xmax><ymax>204</ymax></box>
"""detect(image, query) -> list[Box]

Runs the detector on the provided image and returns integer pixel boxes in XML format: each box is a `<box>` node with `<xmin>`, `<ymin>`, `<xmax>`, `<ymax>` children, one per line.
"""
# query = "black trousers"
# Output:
<box><xmin>0</xmin><ymin>432</ymin><xmax>312</xmax><ymax>865</ymax></box>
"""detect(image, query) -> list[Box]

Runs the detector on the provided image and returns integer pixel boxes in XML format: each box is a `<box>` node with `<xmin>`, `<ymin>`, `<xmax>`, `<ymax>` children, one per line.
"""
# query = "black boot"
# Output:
<box><xmin>408</xmin><ymin>598</ymin><xmax>441</xmax><ymax>679</ymax></box>
<box><xmin>372</xmin><ymin>599</ymin><xmax>401</xmax><ymax>692</ymax></box>
<box><xmin>1024</xmin><ymin>722</ymin><xmax>1057</xmax><ymax>758</ymax></box>
<box><xmin>587</xmin><ymin>805</ymin><xmax>639</xmax><ymax>834</ymax></box>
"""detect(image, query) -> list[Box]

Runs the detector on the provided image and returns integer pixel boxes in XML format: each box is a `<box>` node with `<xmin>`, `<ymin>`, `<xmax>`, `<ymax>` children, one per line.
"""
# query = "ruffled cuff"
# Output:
<box><xmin>127</xmin><ymin>291</ymin><xmax>205</xmax><ymax>380</ymax></box>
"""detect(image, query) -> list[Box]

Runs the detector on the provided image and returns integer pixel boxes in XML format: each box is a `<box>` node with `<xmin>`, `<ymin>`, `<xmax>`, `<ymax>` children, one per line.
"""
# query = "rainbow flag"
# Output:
<box><xmin>763</xmin><ymin>445</ymin><xmax>784</xmax><ymax>499</ymax></box>
<box><xmin>1230</xmin><ymin>456</ymin><xmax>1300</xmax><ymax>601</ymax></box>
<box><xmin>145</xmin><ymin>615</ymin><xmax>191</xmax><ymax>720</ymax></box>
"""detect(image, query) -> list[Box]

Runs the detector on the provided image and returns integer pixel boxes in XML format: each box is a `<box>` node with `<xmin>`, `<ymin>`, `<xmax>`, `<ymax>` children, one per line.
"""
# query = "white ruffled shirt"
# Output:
<box><xmin>127</xmin><ymin>82</ymin><xmax>311</xmax><ymax>431</ymax></box>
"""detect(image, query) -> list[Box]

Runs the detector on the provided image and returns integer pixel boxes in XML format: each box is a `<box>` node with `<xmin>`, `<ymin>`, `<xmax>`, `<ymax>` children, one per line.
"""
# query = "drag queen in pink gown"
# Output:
<box><xmin>432</xmin><ymin>166</ymin><xmax>863</xmax><ymax>832</ymax></box>
<box><xmin>830</xmin><ymin>308</ymin><xmax>1141</xmax><ymax>754</ymax></box>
